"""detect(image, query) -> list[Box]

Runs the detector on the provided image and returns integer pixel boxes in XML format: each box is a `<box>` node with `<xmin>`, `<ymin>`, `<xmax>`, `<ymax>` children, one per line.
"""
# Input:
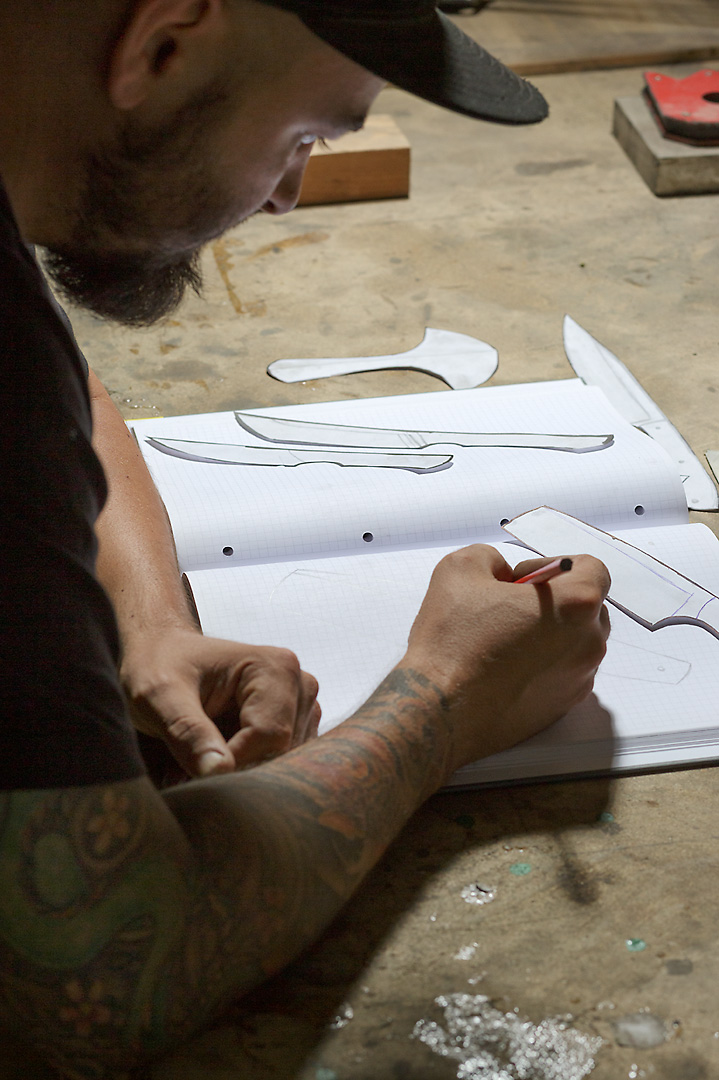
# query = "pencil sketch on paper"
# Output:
<box><xmin>234</xmin><ymin>412</ymin><xmax>614</xmax><ymax>454</ymax></box>
<box><xmin>601</xmin><ymin>639</ymin><xmax>691</xmax><ymax>685</ymax></box>
<box><xmin>144</xmin><ymin>437</ymin><xmax>453</xmax><ymax>474</ymax></box>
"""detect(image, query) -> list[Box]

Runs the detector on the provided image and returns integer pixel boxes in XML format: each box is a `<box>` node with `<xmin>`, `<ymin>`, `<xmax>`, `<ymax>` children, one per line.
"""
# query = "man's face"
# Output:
<box><xmin>43</xmin><ymin>34</ymin><xmax>383</xmax><ymax>327</ymax></box>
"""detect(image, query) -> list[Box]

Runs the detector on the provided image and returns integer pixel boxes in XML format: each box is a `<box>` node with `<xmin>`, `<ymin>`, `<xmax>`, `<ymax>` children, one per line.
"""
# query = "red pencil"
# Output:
<box><xmin>515</xmin><ymin>556</ymin><xmax>573</xmax><ymax>585</ymax></box>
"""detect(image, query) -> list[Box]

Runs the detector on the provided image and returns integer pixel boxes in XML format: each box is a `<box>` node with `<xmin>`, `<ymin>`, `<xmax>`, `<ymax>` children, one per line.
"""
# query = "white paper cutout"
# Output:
<box><xmin>505</xmin><ymin>506</ymin><xmax>719</xmax><ymax>639</ymax></box>
<box><xmin>564</xmin><ymin>315</ymin><xmax>718</xmax><ymax>510</ymax></box>
<box><xmin>145</xmin><ymin>437</ymin><xmax>452</xmax><ymax>474</ymax></box>
<box><xmin>235</xmin><ymin>412</ymin><xmax>614</xmax><ymax>454</ymax></box>
<box><xmin>267</xmin><ymin>327</ymin><xmax>499</xmax><ymax>390</ymax></box>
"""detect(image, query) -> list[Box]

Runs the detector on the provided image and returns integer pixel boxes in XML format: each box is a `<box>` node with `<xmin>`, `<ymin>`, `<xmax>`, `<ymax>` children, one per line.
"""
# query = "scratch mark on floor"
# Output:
<box><xmin>249</xmin><ymin>231</ymin><xmax>330</xmax><ymax>260</ymax></box>
<box><xmin>213</xmin><ymin>239</ymin><xmax>266</xmax><ymax>316</ymax></box>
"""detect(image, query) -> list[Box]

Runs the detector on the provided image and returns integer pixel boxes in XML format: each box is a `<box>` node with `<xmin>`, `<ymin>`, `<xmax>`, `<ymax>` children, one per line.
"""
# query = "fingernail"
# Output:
<box><xmin>197</xmin><ymin>750</ymin><xmax>231</xmax><ymax>777</ymax></box>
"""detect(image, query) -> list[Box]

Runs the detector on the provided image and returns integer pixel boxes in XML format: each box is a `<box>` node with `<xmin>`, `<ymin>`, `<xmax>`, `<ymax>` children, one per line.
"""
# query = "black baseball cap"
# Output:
<box><xmin>261</xmin><ymin>0</ymin><xmax>548</xmax><ymax>125</ymax></box>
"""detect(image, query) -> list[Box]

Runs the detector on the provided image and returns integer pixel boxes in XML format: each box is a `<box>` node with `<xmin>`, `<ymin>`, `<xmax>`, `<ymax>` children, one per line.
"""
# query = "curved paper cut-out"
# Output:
<box><xmin>267</xmin><ymin>328</ymin><xmax>499</xmax><ymax>390</ymax></box>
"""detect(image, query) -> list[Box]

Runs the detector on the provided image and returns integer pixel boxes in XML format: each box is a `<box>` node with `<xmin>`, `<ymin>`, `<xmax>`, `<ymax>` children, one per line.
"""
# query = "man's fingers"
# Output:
<box><xmin>146</xmin><ymin>684</ymin><xmax>236</xmax><ymax>778</ymax></box>
<box><xmin>512</xmin><ymin>555</ymin><xmax>563</xmax><ymax>581</ymax></box>
<box><xmin>292</xmin><ymin>670</ymin><xmax>321</xmax><ymax>747</ymax></box>
<box><xmin>124</xmin><ymin>632</ymin><xmax>320</xmax><ymax>777</ymax></box>
<box><xmin>224</xmin><ymin>650</ymin><xmax>320</xmax><ymax>767</ymax></box>
<box><xmin>513</xmin><ymin>552</ymin><xmax>611</xmax><ymax>597</ymax></box>
<box><xmin>439</xmin><ymin>543</ymin><xmax>515</xmax><ymax>583</ymax></box>
<box><xmin>571</xmin><ymin>552</ymin><xmax>612</xmax><ymax>598</ymax></box>
<box><xmin>196</xmin><ymin>746</ymin><xmax>236</xmax><ymax>778</ymax></box>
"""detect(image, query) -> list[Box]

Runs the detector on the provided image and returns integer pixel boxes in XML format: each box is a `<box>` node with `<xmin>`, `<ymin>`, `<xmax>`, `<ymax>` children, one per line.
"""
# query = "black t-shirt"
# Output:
<box><xmin>0</xmin><ymin>182</ymin><xmax>145</xmax><ymax>788</ymax></box>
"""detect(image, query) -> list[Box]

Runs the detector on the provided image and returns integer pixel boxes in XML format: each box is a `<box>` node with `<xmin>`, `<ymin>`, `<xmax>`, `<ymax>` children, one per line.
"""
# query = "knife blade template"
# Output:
<box><xmin>563</xmin><ymin>315</ymin><xmax>718</xmax><ymax>511</ymax></box>
<box><xmin>145</xmin><ymin>437</ymin><xmax>453</xmax><ymax>474</ymax></box>
<box><xmin>504</xmin><ymin>506</ymin><xmax>719</xmax><ymax>639</ymax></box>
<box><xmin>235</xmin><ymin>411</ymin><xmax>613</xmax><ymax>454</ymax></box>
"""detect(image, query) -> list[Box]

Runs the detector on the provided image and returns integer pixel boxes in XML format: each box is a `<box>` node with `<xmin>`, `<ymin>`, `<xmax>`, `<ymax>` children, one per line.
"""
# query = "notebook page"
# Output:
<box><xmin>131</xmin><ymin>380</ymin><xmax>687</xmax><ymax>572</ymax></box>
<box><xmin>186</xmin><ymin>523</ymin><xmax>719</xmax><ymax>784</ymax></box>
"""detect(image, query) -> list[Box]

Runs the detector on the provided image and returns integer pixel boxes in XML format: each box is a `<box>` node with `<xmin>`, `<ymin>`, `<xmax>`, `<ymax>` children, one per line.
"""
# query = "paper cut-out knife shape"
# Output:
<box><xmin>563</xmin><ymin>315</ymin><xmax>718</xmax><ymax>511</ymax></box>
<box><xmin>145</xmin><ymin>437</ymin><xmax>452</xmax><ymax>473</ymax></box>
<box><xmin>235</xmin><ymin>413</ymin><xmax>613</xmax><ymax>454</ymax></box>
<box><xmin>267</xmin><ymin>328</ymin><xmax>499</xmax><ymax>390</ymax></box>
<box><xmin>504</xmin><ymin>506</ymin><xmax>719</xmax><ymax>639</ymax></box>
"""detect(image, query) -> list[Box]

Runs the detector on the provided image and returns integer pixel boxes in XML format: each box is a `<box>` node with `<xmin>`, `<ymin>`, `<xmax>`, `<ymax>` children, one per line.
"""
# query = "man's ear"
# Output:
<box><xmin>108</xmin><ymin>0</ymin><xmax>226</xmax><ymax>111</ymax></box>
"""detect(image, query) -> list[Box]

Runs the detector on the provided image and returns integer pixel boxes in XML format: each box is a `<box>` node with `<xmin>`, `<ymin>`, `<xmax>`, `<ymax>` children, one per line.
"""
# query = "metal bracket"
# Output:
<box><xmin>644</xmin><ymin>69</ymin><xmax>719</xmax><ymax>145</ymax></box>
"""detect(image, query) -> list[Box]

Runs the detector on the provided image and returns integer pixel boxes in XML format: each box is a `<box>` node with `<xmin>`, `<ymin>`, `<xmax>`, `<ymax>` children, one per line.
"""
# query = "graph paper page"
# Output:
<box><xmin>130</xmin><ymin>380</ymin><xmax>687</xmax><ymax>572</ymax></box>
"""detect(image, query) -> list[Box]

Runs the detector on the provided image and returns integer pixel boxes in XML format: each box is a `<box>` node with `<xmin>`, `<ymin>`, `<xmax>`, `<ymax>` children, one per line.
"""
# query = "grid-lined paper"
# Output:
<box><xmin>130</xmin><ymin>380</ymin><xmax>688</xmax><ymax>573</ymax></box>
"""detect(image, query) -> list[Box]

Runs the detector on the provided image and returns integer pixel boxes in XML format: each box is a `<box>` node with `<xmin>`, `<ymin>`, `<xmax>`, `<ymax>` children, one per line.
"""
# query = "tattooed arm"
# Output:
<box><xmin>0</xmin><ymin>546</ymin><xmax>609</xmax><ymax>1078</ymax></box>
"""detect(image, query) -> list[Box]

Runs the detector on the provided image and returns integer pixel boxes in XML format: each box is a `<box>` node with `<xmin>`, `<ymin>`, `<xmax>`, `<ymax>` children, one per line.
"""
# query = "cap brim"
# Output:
<box><xmin>295</xmin><ymin>9</ymin><xmax>548</xmax><ymax>125</ymax></box>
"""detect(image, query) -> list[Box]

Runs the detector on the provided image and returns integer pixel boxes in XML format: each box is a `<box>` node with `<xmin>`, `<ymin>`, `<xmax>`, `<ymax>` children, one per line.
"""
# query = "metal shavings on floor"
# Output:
<box><xmin>412</xmin><ymin>993</ymin><xmax>602</xmax><ymax>1079</ymax></box>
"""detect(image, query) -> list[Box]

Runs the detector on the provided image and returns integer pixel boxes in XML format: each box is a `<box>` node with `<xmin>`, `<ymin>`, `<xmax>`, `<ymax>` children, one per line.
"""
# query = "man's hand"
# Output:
<box><xmin>401</xmin><ymin>544</ymin><xmax>611</xmax><ymax>781</ymax></box>
<box><xmin>121</xmin><ymin>628</ymin><xmax>321</xmax><ymax>778</ymax></box>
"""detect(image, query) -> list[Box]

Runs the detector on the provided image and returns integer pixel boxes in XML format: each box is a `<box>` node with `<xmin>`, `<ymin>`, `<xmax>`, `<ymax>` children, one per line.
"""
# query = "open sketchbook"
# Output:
<box><xmin>130</xmin><ymin>379</ymin><xmax>719</xmax><ymax>788</ymax></box>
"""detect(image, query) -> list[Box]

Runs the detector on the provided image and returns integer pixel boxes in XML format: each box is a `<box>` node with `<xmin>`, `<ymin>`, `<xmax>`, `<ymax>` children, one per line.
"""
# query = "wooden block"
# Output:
<box><xmin>298</xmin><ymin>114</ymin><xmax>410</xmax><ymax>206</ymax></box>
<box><xmin>613</xmin><ymin>93</ymin><xmax>719</xmax><ymax>196</ymax></box>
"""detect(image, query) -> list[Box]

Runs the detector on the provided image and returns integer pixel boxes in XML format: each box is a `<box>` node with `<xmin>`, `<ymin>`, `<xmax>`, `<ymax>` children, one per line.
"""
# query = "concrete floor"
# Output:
<box><xmin>57</xmin><ymin>63</ymin><xmax>719</xmax><ymax>1079</ymax></box>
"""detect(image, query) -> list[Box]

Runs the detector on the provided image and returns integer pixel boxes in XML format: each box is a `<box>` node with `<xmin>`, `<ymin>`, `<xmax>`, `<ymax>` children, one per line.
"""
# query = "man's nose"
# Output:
<box><xmin>262</xmin><ymin>144</ymin><xmax>314</xmax><ymax>216</ymax></box>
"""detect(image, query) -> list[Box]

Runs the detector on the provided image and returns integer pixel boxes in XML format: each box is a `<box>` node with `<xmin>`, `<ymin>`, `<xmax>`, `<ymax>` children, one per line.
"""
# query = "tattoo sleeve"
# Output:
<box><xmin>0</xmin><ymin>667</ymin><xmax>450</xmax><ymax>1078</ymax></box>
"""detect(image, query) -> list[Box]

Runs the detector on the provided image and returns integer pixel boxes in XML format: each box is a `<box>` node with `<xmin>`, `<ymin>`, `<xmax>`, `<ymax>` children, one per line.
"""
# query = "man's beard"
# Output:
<box><xmin>43</xmin><ymin>85</ymin><xmax>238</xmax><ymax>327</ymax></box>
<box><xmin>43</xmin><ymin>245</ymin><xmax>204</xmax><ymax>328</ymax></box>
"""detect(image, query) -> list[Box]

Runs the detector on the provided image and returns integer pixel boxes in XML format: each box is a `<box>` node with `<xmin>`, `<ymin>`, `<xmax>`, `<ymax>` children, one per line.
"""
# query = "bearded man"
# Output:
<box><xmin>0</xmin><ymin>3</ymin><xmax>609</xmax><ymax>1074</ymax></box>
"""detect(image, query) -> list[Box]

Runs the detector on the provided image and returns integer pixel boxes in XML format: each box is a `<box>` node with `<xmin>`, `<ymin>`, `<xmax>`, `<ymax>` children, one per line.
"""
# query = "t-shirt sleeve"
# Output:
<box><xmin>0</xmin><ymin>187</ymin><xmax>145</xmax><ymax>789</ymax></box>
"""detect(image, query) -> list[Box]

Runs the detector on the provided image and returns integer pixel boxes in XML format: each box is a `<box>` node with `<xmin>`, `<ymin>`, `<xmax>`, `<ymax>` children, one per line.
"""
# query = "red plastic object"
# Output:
<box><xmin>644</xmin><ymin>69</ymin><xmax>719</xmax><ymax>144</ymax></box>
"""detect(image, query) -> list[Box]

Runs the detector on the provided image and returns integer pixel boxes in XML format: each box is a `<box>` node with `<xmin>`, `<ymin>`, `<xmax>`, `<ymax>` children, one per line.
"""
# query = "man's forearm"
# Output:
<box><xmin>89</xmin><ymin>369</ymin><xmax>196</xmax><ymax>637</ymax></box>
<box><xmin>0</xmin><ymin>667</ymin><xmax>448</xmax><ymax>1076</ymax></box>
<box><xmin>165</xmin><ymin>666</ymin><xmax>448</xmax><ymax>991</ymax></box>
<box><xmin>88</xmin><ymin>370</ymin><xmax>321</xmax><ymax>776</ymax></box>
